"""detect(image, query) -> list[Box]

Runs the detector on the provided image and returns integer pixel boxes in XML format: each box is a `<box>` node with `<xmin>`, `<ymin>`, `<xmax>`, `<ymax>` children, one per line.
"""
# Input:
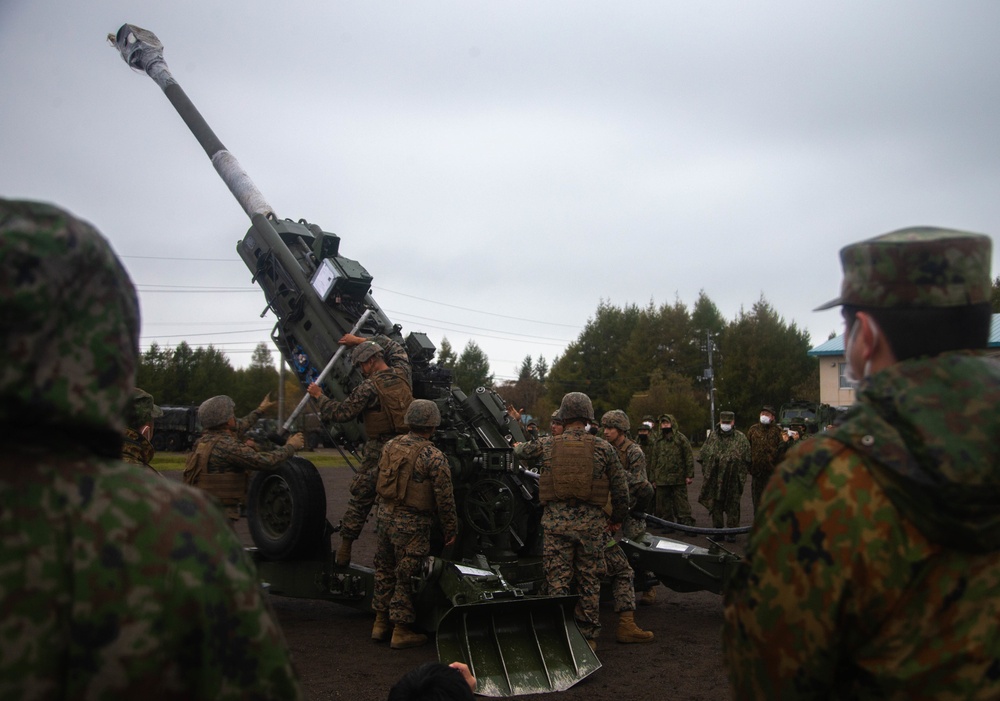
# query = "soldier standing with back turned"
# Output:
<box><xmin>122</xmin><ymin>387</ymin><xmax>164</xmax><ymax>475</ymax></box>
<box><xmin>724</xmin><ymin>227</ymin><xmax>1000</xmax><ymax>698</ymax></box>
<box><xmin>519</xmin><ymin>392</ymin><xmax>629</xmax><ymax>650</ymax></box>
<box><xmin>308</xmin><ymin>333</ymin><xmax>413</xmax><ymax>565</ymax></box>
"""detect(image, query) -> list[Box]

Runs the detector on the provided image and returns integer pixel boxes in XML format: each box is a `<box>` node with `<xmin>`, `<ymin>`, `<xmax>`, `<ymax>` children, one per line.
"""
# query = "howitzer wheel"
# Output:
<box><xmin>247</xmin><ymin>457</ymin><xmax>327</xmax><ymax>560</ymax></box>
<box><xmin>462</xmin><ymin>478</ymin><xmax>515</xmax><ymax>535</ymax></box>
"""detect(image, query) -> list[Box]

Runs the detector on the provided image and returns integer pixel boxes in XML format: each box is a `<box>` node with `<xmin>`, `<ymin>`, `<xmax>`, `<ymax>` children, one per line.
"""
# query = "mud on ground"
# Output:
<box><xmin>174</xmin><ymin>457</ymin><xmax>753</xmax><ymax>700</ymax></box>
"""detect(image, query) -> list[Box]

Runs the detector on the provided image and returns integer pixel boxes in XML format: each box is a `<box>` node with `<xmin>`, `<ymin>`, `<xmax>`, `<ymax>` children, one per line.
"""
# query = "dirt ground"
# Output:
<box><xmin>172</xmin><ymin>454</ymin><xmax>755</xmax><ymax>700</ymax></box>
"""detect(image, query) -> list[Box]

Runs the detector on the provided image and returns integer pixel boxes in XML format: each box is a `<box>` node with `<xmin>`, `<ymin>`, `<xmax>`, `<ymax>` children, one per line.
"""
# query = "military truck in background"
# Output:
<box><xmin>779</xmin><ymin>399</ymin><xmax>839</xmax><ymax>434</ymax></box>
<box><xmin>151</xmin><ymin>405</ymin><xmax>200</xmax><ymax>452</ymax></box>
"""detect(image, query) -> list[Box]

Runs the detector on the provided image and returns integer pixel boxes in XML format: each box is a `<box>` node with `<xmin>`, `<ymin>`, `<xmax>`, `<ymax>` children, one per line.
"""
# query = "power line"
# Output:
<box><xmin>374</xmin><ymin>286</ymin><xmax>580</xmax><ymax>328</ymax></box>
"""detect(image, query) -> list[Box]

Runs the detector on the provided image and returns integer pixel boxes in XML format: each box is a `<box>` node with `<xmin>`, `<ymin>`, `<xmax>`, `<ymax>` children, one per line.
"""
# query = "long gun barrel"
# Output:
<box><xmin>109</xmin><ymin>24</ymin><xmax>399</xmax><ymax>448</ymax></box>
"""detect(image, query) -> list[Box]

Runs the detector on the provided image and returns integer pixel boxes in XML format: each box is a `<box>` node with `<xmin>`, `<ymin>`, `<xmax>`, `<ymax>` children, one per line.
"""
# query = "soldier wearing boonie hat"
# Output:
<box><xmin>305</xmin><ymin>332</ymin><xmax>414</xmax><ymax>566</ymax></box>
<box><xmin>0</xmin><ymin>198</ymin><xmax>302</xmax><ymax>698</ymax></box>
<box><xmin>724</xmin><ymin>227</ymin><xmax>1000</xmax><ymax>699</ymax></box>
<box><xmin>122</xmin><ymin>387</ymin><xmax>165</xmax><ymax>474</ymax></box>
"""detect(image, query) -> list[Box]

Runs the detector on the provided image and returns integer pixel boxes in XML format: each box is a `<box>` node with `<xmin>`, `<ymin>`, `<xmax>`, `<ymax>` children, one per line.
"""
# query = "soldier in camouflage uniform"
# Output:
<box><xmin>647</xmin><ymin>413</ymin><xmax>696</xmax><ymax>526</ymax></box>
<box><xmin>724</xmin><ymin>227</ymin><xmax>1000</xmax><ymax>699</ymax></box>
<box><xmin>122</xmin><ymin>387</ymin><xmax>164</xmax><ymax>475</ymax></box>
<box><xmin>185</xmin><ymin>394</ymin><xmax>305</xmax><ymax>522</ymax></box>
<box><xmin>307</xmin><ymin>334</ymin><xmax>413</xmax><ymax>565</ymax></box>
<box><xmin>0</xmin><ymin>198</ymin><xmax>302</xmax><ymax>699</ymax></box>
<box><xmin>599</xmin><ymin>410</ymin><xmax>655</xmax><ymax>640</ymax></box>
<box><xmin>371</xmin><ymin>399</ymin><xmax>458</xmax><ymax>649</ymax></box>
<box><xmin>518</xmin><ymin>392</ymin><xmax>629</xmax><ymax>650</ymax></box>
<box><xmin>744</xmin><ymin>404</ymin><xmax>787</xmax><ymax>513</ymax></box>
<box><xmin>697</xmin><ymin>411</ymin><xmax>750</xmax><ymax>538</ymax></box>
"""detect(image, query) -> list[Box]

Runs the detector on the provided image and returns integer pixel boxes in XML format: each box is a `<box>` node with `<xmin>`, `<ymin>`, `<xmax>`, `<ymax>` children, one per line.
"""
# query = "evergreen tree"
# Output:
<box><xmin>437</xmin><ymin>337</ymin><xmax>458</xmax><ymax>369</ymax></box>
<box><xmin>534</xmin><ymin>356</ymin><xmax>549</xmax><ymax>383</ymax></box>
<box><xmin>627</xmin><ymin>369</ymin><xmax>709</xmax><ymax>445</ymax></box>
<box><xmin>453</xmin><ymin>340</ymin><xmax>493</xmax><ymax>393</ymax></box>
<box><xmin>992</xmin><ymin>276</ymin><xmax>1000</xmax><ymax>313</ymax></box>
<box><xmin>233</xmin><ymin>342</ymin><xmax>280</xmax><ymax>415</ymax></box>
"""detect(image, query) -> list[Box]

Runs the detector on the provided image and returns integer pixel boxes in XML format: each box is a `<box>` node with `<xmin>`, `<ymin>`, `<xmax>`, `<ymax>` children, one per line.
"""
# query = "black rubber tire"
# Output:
<box><xmin>247</xmin><ymin>457</ymin><xmax>327</xmax><ymax>560</ymax></box>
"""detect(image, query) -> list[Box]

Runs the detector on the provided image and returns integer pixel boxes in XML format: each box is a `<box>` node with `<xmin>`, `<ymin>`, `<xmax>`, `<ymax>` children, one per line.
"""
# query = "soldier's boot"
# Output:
<box><xmin>335</xmin><ymin>537</ymin><xmax>354</xmax><ymax>566</ymax></box>
<box><xmin>390</xmin><ymin>623</ymin><xmax>428</xmax><ymax>650</ymax></box>
<box><xmin>616</xmin><ymin>611</ymin><xmax>654</xmax><ymax>644</ymax></box>
<box><xmin>639</xmin><ymin>588</ymin><xmax>656</xmax><ymax>606</ymax></box>
<box><xmin>371</xmin><ymin>612</ymin><xmax>391</xmax><ymax>642</ymax></box>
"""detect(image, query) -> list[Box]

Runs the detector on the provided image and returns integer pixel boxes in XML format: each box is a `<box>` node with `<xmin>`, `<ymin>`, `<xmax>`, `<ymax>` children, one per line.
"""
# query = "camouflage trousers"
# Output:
<box><xmin>340</xmin><ymin>438</ymin><xmax>387</xmax><ymax>541</ymax></box>
<box><xmin>372</xmin><ymin>507</ymin><xmax>432</xmax><ymax>624</ymax></box>
<box><xmin>750</xmin><ymin>470</ymin><xmax>774</xmax><ymax>514</ymax></box>
<box><xmin>542</xmin><ymin>512</ymin><xmax>606</xmax><ymax>641</ymax></box>
<box><xmin>710</xmin><ymin>489</ymin><xmax>742</xmax><ymax>529</ymax></box>
<box><xmin>602</xmin><ymin>540</ymin><xmax>635</xmax><ymax>613</ymax></box>
<box><xmin>654</xmin><ymin>483</ymin><xmax>696</xmax><ymax>526</ymax></box>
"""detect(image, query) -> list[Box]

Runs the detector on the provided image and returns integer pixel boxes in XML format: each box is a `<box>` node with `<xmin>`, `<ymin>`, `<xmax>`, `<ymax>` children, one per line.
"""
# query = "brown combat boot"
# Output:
<box><xmin>371</xmin><ymin>612</ymin><xmax>391</xmax><ymax>642</ymax></box>
<box><xmin>390</xmin><ymin>623</ymin><xmax>428</xmax><ymax>649</ymax></box>
<box><xmin>335</xmin><ymin>537</ymin><xmax>354</xmax><ymax>566</ymax></box>
<box><xmin>639</xmin><ymin>588</ymin><xmax>656</xmax><ymax>606</ymax></box>
<box><xmin>616</xmin><ymin>611</ymin><xmax>654</xmax><ymax>643</ymax></box>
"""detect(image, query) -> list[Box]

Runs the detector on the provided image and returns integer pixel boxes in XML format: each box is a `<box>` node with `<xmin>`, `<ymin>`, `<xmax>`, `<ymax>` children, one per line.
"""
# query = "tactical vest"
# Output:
<box><xmin>183</xmin><ymin>435</ymin><xmax>247</xmax><ymax>504</ymax></box>
<box><xmin>538</xmin><ymin>434</ymin><xmax>609</xmax><ymax>507</ymax></box>
<box><xmin>376</xmin><ymin>437</ymin><xmax>435</xmax><ymax>512</ymax></box>
<box><xmin>614</xmin><ymin>438</ymin><xmax>635</xmax><ymax>476</ymax></box>
<box><xmin>363</xmin><ymin>368</ymin><xmax>413</xmax><ymax>439</ymax></box>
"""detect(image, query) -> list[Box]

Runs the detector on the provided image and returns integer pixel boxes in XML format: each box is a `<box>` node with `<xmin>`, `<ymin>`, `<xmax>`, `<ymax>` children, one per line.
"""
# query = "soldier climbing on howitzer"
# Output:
<box><xmin>184</xmin><ymin>393</ymin><xmax>305</xmax><ymax>522</ymax></box>
<box><xmin>307</xmin><ymin>332</ymin><xmax>414</xmax><ymax>566</ymax></box>
<box><xmin>518</xmin><ymin>392</ymin><xmax>632</xmax><ymax>651</ymax></box>
<box><xmin>122</xmin><ymin>388</ymin><xmax>164</xmax><ymax>475</ymax></box>
<box><xmin>372</xmin><ymin>399</ymin><xmax>458</xmax><ymax>650</ymax></box>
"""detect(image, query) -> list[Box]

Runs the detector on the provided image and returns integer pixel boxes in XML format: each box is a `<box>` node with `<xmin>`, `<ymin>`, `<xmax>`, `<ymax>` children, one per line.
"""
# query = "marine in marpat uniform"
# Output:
<box><xmin>122</xmin><ymin>387</ymin><xmax>164</xmax><ymax>475</ymax></box>
<box><xmin>372</xmin><ymin>399</ymin><xmax>458</xmax><ymax>650</ymax></box>
<box><xmin>519</xmin><ymin>392</ymin><xmax>629</xmax><ymax>650</ymax></box>
<box><xmin>697</xmin><ymin>411</ymin><xmax>750</xmax><ymax>538</ymax></box>
<box><xmin>308</xmin><ymin>334</ymin><xmax>413</xmax><ymax>565</ymax></box>
<box><xmin>724</xmin><ymin>227</ymin><xmax>1000</xmax><ymax>699</ymax></box>
<box><xmin>647</xmin><ymin>413</ymin><xmax>696</xmax><ymax>526</ymax></box>
<box><xmin>184</xmin><ymin>394</ymin><xmax>305</xmax><ymax>522</ymax></box>
<box><xmin>744</xmin><ymin>404</ymin><xmax>786</xmax><ymax>513</ymax></box>
<box><xmin>599</xmin><ymin>410</ymin><xmax>655</xmax><ymax>642</ymax></box>
<box><xmin>0</xmin><ymin>198</ymin><xmax>302</xmax><ymax>699</ymax></box>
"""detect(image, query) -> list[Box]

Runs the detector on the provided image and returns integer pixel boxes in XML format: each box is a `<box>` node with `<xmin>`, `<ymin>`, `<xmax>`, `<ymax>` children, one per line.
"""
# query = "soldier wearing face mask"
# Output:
<box><xmin>697</xmin><ymin>411</ymin><xmax>750</xmax><ymax>540</ymax></box>
<box><xmin>647</xmin><ymin>413</ymin><xmax>696</xmax><ymax>528</ymax></box>
<box><xmin>745</xmin><ymin>405</ymin><xmax>787</xmax><ymax>513</ymax></box>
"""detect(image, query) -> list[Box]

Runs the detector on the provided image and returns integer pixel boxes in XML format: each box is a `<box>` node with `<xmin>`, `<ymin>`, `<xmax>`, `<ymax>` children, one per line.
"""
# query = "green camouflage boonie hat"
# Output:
<box><xmin>198</xmin><ymin>395</ymin><xmax>236</xmax><ymax>429</ymax></box>
<box><xmin>719</xmin><ymin>411</ymin><xmax>735</xmax><ymax>422</ymax></box>
<box><xmin>350</xmin><ymin>340</ymin><xmax>383</xmax><ymax>366</ymax></box>
<box><xmin>815</xmin><ymin>227</ymin><xmax>992</xmax><ymax>311</ymax></box>
<box><xmin>556</xmin><ymin>392</ymin><xmax>595</xmax><ymax>423</ymax></box>
<box><xmin>404</xmin><ymin>399</ymin><xmax>441</xmax><ymax>428</ymax></box>
<box><xmin>600</xmin><ymin>409</ymin><xmax>630</xmax><ymax>432</ymax></box>
<box><xmin>0</xmin><ymin>199</ymin><xmax>140</xmax><ymax>435</ymax></box>
<box><xmin>128</xmin><ymin>388</ymin><xmax>163</xmax><ymax>429</ymax></box>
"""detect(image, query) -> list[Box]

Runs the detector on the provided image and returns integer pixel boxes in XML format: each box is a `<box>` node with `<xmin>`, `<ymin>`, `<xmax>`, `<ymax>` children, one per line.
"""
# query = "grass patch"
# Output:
<box><xmin>152</xmin><ymin>451</ymin><xmax>353</xmax><ymax>472</ymax></box>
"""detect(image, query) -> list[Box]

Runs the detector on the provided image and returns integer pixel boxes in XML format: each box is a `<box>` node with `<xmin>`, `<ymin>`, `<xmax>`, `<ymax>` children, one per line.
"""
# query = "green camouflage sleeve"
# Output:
<box><xmin>681</xmin><ymin>433</ymin><xmax>695</xmax><ymax>479</ymax></box>
<box><xmin>372</xmin><ymin>334</ymin><xmax>412</xmax><ymax>385</ymax></box>
<box><xmin>315</xmin><ymin>380</ymin><xmax>377</xmax><ymax>424</ymax></box>
<box><xmin>426</xmin><ymin>445</ymin><xmax>459</xmax><ymax>541</ymax></box>
<box><xmin>598</xmin><ymin>441</ymin><xmax>630</xmax><ymax>524</ymax></box>
<box><xmin>234</xmin><ymin>407</ymin><xmax>264</xmax><ymax>436</ymax></box>
<box><xmin>210</xmin><ymin>433</ymin><xmax>295</xmax><ymax>472</ymax></box>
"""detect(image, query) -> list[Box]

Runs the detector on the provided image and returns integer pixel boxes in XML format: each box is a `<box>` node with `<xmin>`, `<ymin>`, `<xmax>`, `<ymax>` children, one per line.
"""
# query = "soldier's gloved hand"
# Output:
<box><xmin>287</xmin><ymin>432</ymin><xmax>306</xmax><ymax>451</ymax></box>
<box><xmin>258</xmin><ymin>392</ymin><xmax>276</xmax><ymax>412</ymax></box>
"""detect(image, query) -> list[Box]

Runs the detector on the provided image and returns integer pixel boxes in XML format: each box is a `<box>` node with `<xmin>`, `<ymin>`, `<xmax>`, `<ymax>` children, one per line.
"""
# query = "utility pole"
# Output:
<box><xmin>702</xmin><ymin>331</ymin><xmax>717</xmax><ymax>437</ymax></box>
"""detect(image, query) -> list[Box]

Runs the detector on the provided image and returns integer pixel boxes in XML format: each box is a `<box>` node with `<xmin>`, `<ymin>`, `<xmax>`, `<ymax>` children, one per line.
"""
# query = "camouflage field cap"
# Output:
<box><xmin>761</xmin><ymin>405</ymin><xmax>776</xmax><ymax>415</ymax></box>
<box><xmin>556</xmin><ymin>392</ymin><xmax>595</xmax><ymax>422</ymax></box>
<box><xmin>129</xmin><ymin>388</ymin><xmax>163</xmax><ymax>429</ymax></box>
<box><xmin>0</xmin><ymin>199</ymin><xmax>140</xmax><ymax>435</ymax></box>
<box><xmin>350</xmin><ymin>340</ymin><xmax>383</xmax><ymax>366</ymax></box>
<box><xmin>198</xmin><ymin>395</ymin><xmax>236</xmax><ymax>429</ymax></box>
<box><xmin>815</xmin><ymin>227</ymin><xmax>993</xmax><ymax>311</ymax></box>
<box><xmin>720</xmin><ymin>411</ymin><xmax>735</xmax><ymax>422</ymax></box>
<box><xmin>404</xmin><ymin>398</ymin><xmax>441</xmax><ymax>428</ymax></box>
<box><xmin>601</xmin><ymin>409</ymin><xmax>630</xmax><ymax>432</ymax></box>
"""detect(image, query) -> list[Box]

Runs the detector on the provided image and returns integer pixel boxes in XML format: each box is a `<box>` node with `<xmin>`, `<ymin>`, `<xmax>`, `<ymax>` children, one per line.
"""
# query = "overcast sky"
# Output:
<box><xmin>3</xmin><ymin>1</ymin><xmax>999</xmax><ymax>380</ymax></box>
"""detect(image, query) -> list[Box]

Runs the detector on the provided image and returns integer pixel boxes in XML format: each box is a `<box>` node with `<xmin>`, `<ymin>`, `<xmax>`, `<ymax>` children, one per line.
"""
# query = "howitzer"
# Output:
<box><xmin>110</xmin><ymin>24</ymin><xmax>740</xmax><ymax>695</ymax></box>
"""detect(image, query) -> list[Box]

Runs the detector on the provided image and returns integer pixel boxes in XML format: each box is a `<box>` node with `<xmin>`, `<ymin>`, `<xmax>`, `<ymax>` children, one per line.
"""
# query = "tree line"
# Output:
<box><xmin>140</xmin><ymin>278</ymin><xmax>1000</xmax><ymax>442</ymax></box>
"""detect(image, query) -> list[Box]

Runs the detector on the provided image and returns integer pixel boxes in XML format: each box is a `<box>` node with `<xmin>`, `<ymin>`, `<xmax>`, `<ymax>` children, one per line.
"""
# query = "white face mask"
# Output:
<box><xmin>759</xmin><ymin>415</ymin><xmax>771</xmax><ymax>425</ymax></box>
<box><xmin>720</xmin><ymin>423</ymin><xmax>733</xmax><ymax>432</ymax></box>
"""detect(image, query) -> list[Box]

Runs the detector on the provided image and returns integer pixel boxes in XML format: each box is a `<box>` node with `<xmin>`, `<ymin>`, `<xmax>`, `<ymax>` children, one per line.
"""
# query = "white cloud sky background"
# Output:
<box><xmin>2</xmin><ymin>1</ymin><xmax>999</xmax><ymax>380</ymax></box>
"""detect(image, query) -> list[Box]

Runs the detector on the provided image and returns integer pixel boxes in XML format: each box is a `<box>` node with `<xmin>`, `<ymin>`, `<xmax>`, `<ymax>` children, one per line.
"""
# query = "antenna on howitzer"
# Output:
<box><xmin>107</xmin><ymin>24</ymin><xmax>273</xmax><ymax>220</ymax></box>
